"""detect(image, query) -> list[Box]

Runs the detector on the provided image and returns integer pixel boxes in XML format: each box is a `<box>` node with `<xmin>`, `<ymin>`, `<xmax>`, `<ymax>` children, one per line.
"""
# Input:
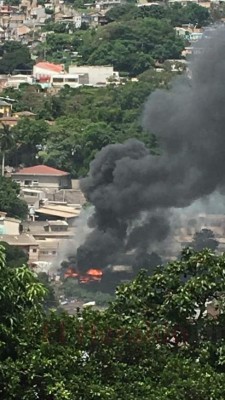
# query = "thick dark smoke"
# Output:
<box><xmin>77</xmin><ymin>28</ymin><xmax>225</xmax><ymax>271</ymax></box>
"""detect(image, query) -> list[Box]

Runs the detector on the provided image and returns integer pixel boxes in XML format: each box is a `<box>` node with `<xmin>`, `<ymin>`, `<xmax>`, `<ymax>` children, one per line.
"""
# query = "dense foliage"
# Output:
<box><xmin>106</xmin><ymin>3</ymin><xmax>210</xmax><ymax>27</ymax></box>
<box><xmin>39</xmin><ymin>2</ymin><xmax>210</xmax><ymax>74</ymax></box>
<box><xmin>1</xmin><ymin>247</ymin><xmax>225</xmax><ymax>398</ymax></box>
<box><xmin>0</xmin><ymin>177</ymin><xmax>28</xmax><ymax>219</ymax></box>
<box><xmin>77</xmin><ymin>17</ymin><xmax>184</xmax><ymax>76</ymax></box>
<box><xmin>41</xmin><ymin>12</ymin><xmax>184</xmax><ymax>75</ymax></box>
<box><xmin>0</xmin><ymin>242</ymin><xmax>28</xmax><ymax>268</ymax></box>
<box><xmin>61</xmin><ymin>279</ymin><xmax>114</xmax><ymax>306</ymax></box>
<box><xmin>0</xmin><ymin>42</ymin><xmax>33</xmax><ymax>74</ymax></box>
<box><xmin>0</xmin><ymin>4</ymin><xmax>210</xmax><ymax>76</ymax></box>
<box><xmin>0</xmin><ymin>3</ymin><xmax>210</xmax><ymax>176</ymax></box>
<box><xmin>4</xmin><ymin>70</ymin><xmax>175</xmax><ymax>176</ymax></box>
<box><xmin>191</xmin><ymin>228</ymin><xmax>219</xmax><ymax>252</ymax></box>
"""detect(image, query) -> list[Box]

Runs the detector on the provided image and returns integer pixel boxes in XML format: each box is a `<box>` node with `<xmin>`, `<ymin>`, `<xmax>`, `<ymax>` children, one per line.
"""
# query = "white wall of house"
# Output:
<box><xmin>68</xmin><ymin>65</ymin><xmax>119</xmax><ymax>85</ymax></box>
<box><xmin>95</xmin><ymin>0</ymin><xmax>124</xmax><ymax>8</ymax></box>
<box><xmin>6</xmin><ymin>75</ymin><xmax>34</xmax><ymax>88</ymax></box>
<box><xmin>12</xmin><ymin>174</ymin><xmax>71</xmax><ymax>189</ymax></box>
<box><xmin>73</xmin><ymin>14</ymin><xmax>82</xmax><ymax>28</ymax></box>
<box><xmin>50</xmin><ymin>74</ymin><xmax>81</xmax><ymax>88</ymax></box>
<box><xmin>0</xmin><ymin>218</ymin><xmax>20</xmax><ymax>235</ymax></box>
<box><xmin>33</xmin><ymin>66</ymin><xmax>63</xmax><ymax>80</ymax></box>
<box><xmin>4</xmin><ymin>219</ymin><xmax>20</xmax><ymax>235</ymax></box>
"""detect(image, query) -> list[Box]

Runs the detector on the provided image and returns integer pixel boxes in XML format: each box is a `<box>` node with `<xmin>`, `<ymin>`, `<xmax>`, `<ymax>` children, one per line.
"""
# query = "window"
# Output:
<box><xmin>24</xmin><ymin>180</ymin><xmax>32</xmax><ymax>186</ymax></box>
<box><xmin>53</xmin><ymin>78</ymin><xmax>64</xmax><ymax>83</ymax></box>
<box><xmin>65</xmin><ymin>78</ymin><xmax>78</xmax><ymax>83</ymax></box>
<box><xmin>32</xmin><ymin>180</ymin><xmax>39</xmax><ymax>186</ymax></box>
<box><xmin>32</xmin><ymin>249</ymin><xmax>37</xmax><ymax>253</ymax></box>
<box><xmin>52</xmin><ymin>225</ymin><xmax>66</xmax><ymax>231</ymax></box>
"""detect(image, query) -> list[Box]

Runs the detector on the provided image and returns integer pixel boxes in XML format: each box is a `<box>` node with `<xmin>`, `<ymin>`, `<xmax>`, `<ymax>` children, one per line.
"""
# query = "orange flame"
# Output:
<box><xmin>64</xmin><ymin>267</ymin><xmax>79</xmax><ymax>279</ymax></box>
<box><xmin>64</xmin><ymin>267</ymin><xmax>103</xmax><ymax>283</ymax></box>
<box><xmin>79</xmin><ymin>269</ymin><xmax>103</xmax><ymax>283</ymax></box>
<box><xmin>86</xmin><ymin>269</ymin><xmax>103</xmax><ymax>277</ymax></box>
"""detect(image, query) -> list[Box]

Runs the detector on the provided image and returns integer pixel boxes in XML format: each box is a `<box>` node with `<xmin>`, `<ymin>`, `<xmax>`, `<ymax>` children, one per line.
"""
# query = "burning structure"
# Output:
<box><xmin>66</xmin><ymin>28</ymin><xmax>225</xmax><ymax>275</ymax></box>
<box><xmin>64</xmin><ymin>267</ymin><xmax>103</xmax><ymax>284</ymax></box>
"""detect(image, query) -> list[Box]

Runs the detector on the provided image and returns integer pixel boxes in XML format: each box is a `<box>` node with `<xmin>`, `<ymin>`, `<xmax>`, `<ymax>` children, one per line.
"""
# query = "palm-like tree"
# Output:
<box><xmin>0</xmin><ymin>123</ymin><xmax>14</xmax><ymax>177</ymax></box>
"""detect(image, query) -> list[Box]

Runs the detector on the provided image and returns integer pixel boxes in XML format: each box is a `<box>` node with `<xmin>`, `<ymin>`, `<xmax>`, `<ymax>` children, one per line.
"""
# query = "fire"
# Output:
<box><xmin>80</xmin><ymin>269</ymin><xmax>103</xmax><ymax>284</ymax></box>
<box><xmin>86</xmin><ymin>269</ymin><xmax>103</xmax><ymax>277</ymax></box>
<box><xmin>64</xmin><ymin>267</ymin><xmax>103</xmax><ymax>283</ymax></box>
<box><xmin>79</xmin><ymin>275</ymin><xmax>91</xmax><ymax>284</ymax></box>
<box><xmin>64</xmin><ymin>268</ymin><xmax>79</xmax><ymax>279</ymax></box>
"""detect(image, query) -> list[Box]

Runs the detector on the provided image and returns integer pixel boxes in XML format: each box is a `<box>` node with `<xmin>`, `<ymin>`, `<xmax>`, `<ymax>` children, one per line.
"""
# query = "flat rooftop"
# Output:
<box><xmin>36</xmin><ymin>204</ymin><xmax>81</xmax><ymax>219</ymax></box>
<box><xmin>0</xmin><ymin>234</ymin><xmax>37</xmax><ymax>246</ymax></box>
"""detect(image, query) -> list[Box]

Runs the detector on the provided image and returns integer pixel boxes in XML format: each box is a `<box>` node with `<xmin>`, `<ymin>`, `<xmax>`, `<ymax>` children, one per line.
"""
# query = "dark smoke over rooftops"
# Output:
<box><xmin>77</xmin><ymin>28</ymin><xmax>225</xmax><ymax>271</ymax></box>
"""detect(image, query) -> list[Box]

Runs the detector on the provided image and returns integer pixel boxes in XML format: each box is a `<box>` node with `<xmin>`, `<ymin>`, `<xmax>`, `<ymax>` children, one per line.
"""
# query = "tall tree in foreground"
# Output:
<box><xmin>1</xmin><ymin>248</ymin><xmax>225</xmax><ymax>398</ymax></box>
<box><xmin>0</xmin><ymin>177</ymin><xmax>28</xmax><ymax>219</ymax></box>
<box><xmin>0</xmin><ymin>123</ymin><xmax>14</xmax><ymax>176</ymax></box>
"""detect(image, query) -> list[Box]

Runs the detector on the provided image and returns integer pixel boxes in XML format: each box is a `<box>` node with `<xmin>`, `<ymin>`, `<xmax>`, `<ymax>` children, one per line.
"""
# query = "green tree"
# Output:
<box><xmin>0</xmin><ymin>246</ymin><xmax>46</xmax><ymax>361</ymax></box>
<box><xmin>37</xmin><ymin>15</ymin><xmax>184</xmax><ymax>76</ymax></box>
<box><xmin>0</xmin><ymin>69</ymin><xmax>176</xmax><ymax>175</ymax></box>
<box><xmin>11</xmin><ymin>118</ymin><xmax>49</xmax><ymax>166</ymax></box>
<box><xmin>1</xmin><ymin>249</ymin><xmax>225</xmax><ymax>398</ymax></box>
<box><xmin>0</xmin><ymin>242</ymin><xmax>28</xmax><ymax>268</ymax></box>
<box><xmin>40</xmin><ymin>119</ymin><xmax>118</xmax><ymax>177</ymax></box>
<box><xmin>0</xmin><ymin>177</ymin><xmax>28</xmax><ymax>219</ymax></box>
<box><xmin>168</xmin><ymin>3</ymin><xmax>210</xmax><ymax>27</ymax></box>
<box><xmin>0</xmin><ymin>123</ymin><xmax>14</xmax><ymax>176</ymax></box>
<box><xmin>0</xmin><ymin>41</ymin><xmax>33</xmax><ymax>74</ymax></box>
<box><xmin>191</xmin><ymin>228</ymin><xmax>219</xmax><ymax>252</ymax></box>
<box><xmin>80</xmin><ymin>18</ymin><xmax>184</xmax><ymax>75</ymax></box>
<box><xmin>182</xmin><ymin>3</ymin><xmax>210</xmax><ymax>26</ymax></box>
<box><xmin>37</xmin><ymin>272</ymin><xmax>58</xmax><ymax>309</ymax></box>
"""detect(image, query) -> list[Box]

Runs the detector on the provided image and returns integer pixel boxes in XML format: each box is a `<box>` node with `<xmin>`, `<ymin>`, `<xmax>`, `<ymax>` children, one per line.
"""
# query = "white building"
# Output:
<box><xmin>6</xmin><ymin>74</ymin><xmax>34</xmax><ymax>89</ymax></box>
<box><xmin>56</xmin><ymin>12</ymin><xmax>82</xmax><ymax>29</ymax></box>
<box><xmin>50</xmin><ymin>73</ymin><xmax>88</xmax><ymax>88</ymax></box>
<box><xmin>20</xmin><ymin>188</ymin><xmax>47</xmax><ymax>209</ymax></box>
<box><xmin>168</xmin><ymin>0</ymin><xmax>198</xmax><ymax>4</ymax></box>
<box><xmin>189</xmin><ymin>32</ymin><xmax>203</xmax><ymax>42</ymax></box>
<box><xmin>0</xmin><ymin>211</ymin><xmax>21</xmax><ymax>235</ymax></box>
<box><xmin>33</xmin><ymin>62</ymin><xmax>64</xmax><ymax>81</ymax></box>
<box><xmin>68</xmin><ymin>65</ymin><xmax>119</xmax><ymax>86</ymax></box>
<box><xmin>12</xmin><ymin>165</ymin><xmax>71</xmax><ymax>190</ymax></box>
<box><xmin>95</xmin><ymin>0</ymin><xmax>125</xmax><ymax>9</ymax></box>
<box><xmin>73</xmin><ymin>12</ymin><xmax>82</xmax><ymax>29</ymax></box>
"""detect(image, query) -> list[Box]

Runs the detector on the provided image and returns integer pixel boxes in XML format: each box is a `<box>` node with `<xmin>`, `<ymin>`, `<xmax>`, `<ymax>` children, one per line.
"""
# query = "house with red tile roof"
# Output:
<box><xmin>33</xmin><ymin>62</ymin><xmax>64</xmax><ymax>82</ymax></box>
<box><xmin>12</xmin><ymin>165</ymin><xmax>71</xmax><ymax>190</ymax></box>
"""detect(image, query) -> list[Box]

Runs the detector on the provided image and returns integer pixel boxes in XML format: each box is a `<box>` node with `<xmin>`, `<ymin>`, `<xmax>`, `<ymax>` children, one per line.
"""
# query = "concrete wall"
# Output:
<box><xmin>0</xmin><ymin>218</ymin><xmax>20</xmax><ymax>235</ymax></box>
<box><xmin>50</xmin><ymin>74</ymin><xmax>80</xmax><ymax>88</ymax></box>
<box><xmin>7</xmin><ymin>75</ymin><xmax>33</xmax><ymax>89</ymax></box>
<box><xmin>0</xmin><ymin>104</ymin><xmax>11</xmax><ymax>116</ymax></box>
<box><xmin>28</xmin><ymin>245</ymin><xmax>39</xmax><ymax>263</ymax></box>
<box><xmin>4</xmin><ymin>219</ymin><xmax>20</xmax><ymax>235</ymax></box>
<box><xmin>12</xmin><ymin>174</ymin><xmax>71</xmax><ymax>189</ymax></box>
<box><xmin>68</xmin><ymin>65</ymin><xmax>119</xmax><ymax>85</ymax></box>
<box><xmin>73</xmin><ymin>14</ymin><xmax>82</xmax><ymax>28</ymax></box>
<box><xmin>33</xmin><ymin>66</ymin><xmax>62</xmax><ymax>80</ymax></box>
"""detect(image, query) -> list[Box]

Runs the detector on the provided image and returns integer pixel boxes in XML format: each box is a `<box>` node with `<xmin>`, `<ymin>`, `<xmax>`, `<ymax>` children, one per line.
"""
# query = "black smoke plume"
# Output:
<box><xmin>77</xmin><ymin>28</ymin><xmax>225</xmax><ymax>271</ymax></box>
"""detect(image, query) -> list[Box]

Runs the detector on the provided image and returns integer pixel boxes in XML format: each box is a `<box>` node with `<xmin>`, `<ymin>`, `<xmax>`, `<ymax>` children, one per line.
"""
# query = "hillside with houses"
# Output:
<box><xmin>0</xmin><ymin>0</ymin><xmax>222</xmax><ymax>274</ymax></box>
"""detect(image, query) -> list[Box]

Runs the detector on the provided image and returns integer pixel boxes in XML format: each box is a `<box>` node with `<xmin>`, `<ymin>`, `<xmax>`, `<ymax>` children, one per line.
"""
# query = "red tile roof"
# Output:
<box><xmin>13</xmin><ymin>165</ymin><xmax>69</xmax><ymax>176</ymax></box>
<box><xmin>35</xmin><ymin>62</ymin><xmax>63</xmax><ymax>73</ymax></box>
